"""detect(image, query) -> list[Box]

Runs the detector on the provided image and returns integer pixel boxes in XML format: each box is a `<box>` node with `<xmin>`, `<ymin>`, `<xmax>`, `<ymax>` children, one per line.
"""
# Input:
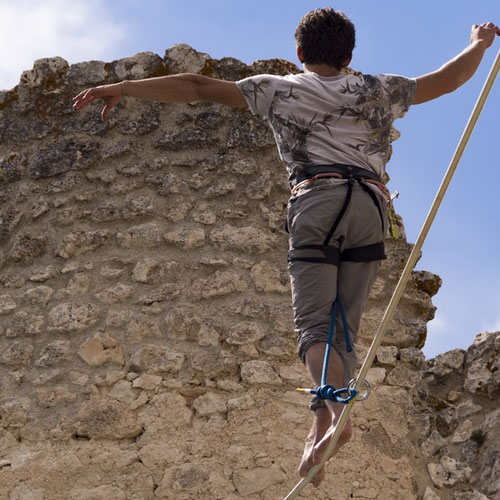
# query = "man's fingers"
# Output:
<box><xmin>73</xmin><ymin>86</ymin><xmax>105</xmax><ymax>108</ymax></box>
<box><xmin>101</xmin><ymin>104</ymin><xmax>112</xmax><ymax>122</ymax></box>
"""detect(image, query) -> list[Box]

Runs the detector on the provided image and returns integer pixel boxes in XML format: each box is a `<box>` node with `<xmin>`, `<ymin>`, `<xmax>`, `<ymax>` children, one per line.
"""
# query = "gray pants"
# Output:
<box><xmin>287</xmin><ymin>182</ymin><xmax>387</xmax><ymax>386</ymax></box>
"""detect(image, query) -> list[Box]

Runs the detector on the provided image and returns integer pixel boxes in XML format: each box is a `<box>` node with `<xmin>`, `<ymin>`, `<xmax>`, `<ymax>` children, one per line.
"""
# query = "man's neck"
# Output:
<box><xmin>303</xmin><ymin>63</ymin><xmax>342</xmax><ymax>77</ymax></box>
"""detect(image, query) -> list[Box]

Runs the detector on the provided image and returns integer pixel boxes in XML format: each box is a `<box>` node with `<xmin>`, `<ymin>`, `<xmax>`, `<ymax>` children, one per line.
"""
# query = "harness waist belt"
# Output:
<box><xmin>295</xmin><ymin>163</ymin><xmax>381</xmax><ymax>187</ymax></box>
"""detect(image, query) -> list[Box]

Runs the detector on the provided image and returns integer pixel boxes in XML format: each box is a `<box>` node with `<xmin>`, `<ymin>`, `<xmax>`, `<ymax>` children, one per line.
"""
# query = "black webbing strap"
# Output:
<box><xmin>341</xmin><ymin>241</ymin><xmax>386</xmax><ymax>262</ymax></box>
<box><xmin>287</xmin><ymin>244</ymin><xmax>341</xmax><ymax>266</ymax></box>
<box><xmin>323</xmin><ymin>178</ymin><xmax>354</xmax><ymax>247</ymax></box>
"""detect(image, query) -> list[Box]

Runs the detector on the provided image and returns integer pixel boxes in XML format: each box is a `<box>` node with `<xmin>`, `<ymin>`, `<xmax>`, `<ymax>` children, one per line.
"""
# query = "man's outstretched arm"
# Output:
<box><xmin>413</xmin><ymin>22</ymin><xmax>500</xmax><ymax>105</ymax></box>
<box><xmin>73</xmin><ymin>73</ymin><xmax>247</xmax><ymax>121</ymax></box>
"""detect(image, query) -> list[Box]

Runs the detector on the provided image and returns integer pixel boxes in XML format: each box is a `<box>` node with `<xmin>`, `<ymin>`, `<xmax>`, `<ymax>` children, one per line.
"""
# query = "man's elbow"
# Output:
<box><xmin>444</xmin><ymin>72</ymin><xmax>467</xmax><ymax>94</ymax></box>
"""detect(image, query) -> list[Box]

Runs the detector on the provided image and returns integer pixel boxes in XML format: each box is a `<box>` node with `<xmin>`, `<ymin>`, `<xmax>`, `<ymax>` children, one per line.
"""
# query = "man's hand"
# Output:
<box><xmin>72</xmin><ymin>83</ymin><xmax>123</xmax><ymax>122</ymax></box>
<box><xmin>471</xmin><ymin>22</ymin><xmax>500</xmax><ymax>49</ymax></box>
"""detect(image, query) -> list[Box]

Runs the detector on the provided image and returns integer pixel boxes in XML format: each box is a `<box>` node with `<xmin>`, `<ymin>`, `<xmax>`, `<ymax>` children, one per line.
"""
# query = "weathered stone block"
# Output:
<box><xmin>153</xmin><ymin>127</ymin><xmax>218</xmax><ymax>151</ymax></box>
<box><xmin>20</xmin><ymin>56</ymin><xmax>68</xmax><ymax>88</ymax></box>
<box><xmin>250</xmin><ymin>262</ymin><xmax>289</xmax><ymax>293</ymax></box>
<box><xmin>37</xmin><ymin>386</ymin><xmax>77</xmax><ymax>407</ymax></box>
<box><xmin>48</xmin><ymin>302</ymin><xmax>101</xmax><ymax>332</ymax></box>
<box><xmin>226</xmin><ymin>113</ymin><xmax>275</xmax><ymax>149</ymax></box>
<box><xmin>112</xmin><ymin>51</ymin><xmax>166</xmax><ymax>80</ymax></box>
<box><xmin>74</xmin><ymin>400</ymin><xmax>143</xmax><ymax>440</ymax></box>
<box><xmin>94</xmin><ymin>283</ymin><xmax>133</xmax><ymax>303</ymax></box>
<box><xmin>78</xmin><ymin>333</ymin><xmax>125</xmax><ymax>366</ymax></box>
<box><xmin>36</xmin><ymin>340</ymin><xmax>71</xmax><ymax>367</ymax></box>
<box><xmin>204</xmin><ymin>181</ymin><xmax>236</xmax><ymax>198</ymax></box>
<box><xmin>20</xmin><ymin>285</ymin><xmax>53</xmax><ymax>306</ymax></box>
<box><xmin>122</xmin><ymin>195</ymin><xmax>154</xmax><ymax>219</ymax></box>
<box><xmin>225</xmin><ymin>321</ymin><xmax>266</xmax><ymax>345</ymax></box>
<box><xmin>108</xmin><ymin>380</ymin><xmax>138</xmax><ymax>405</ymax></box>
<box><xmin>118</xmin><ymin>106</ymin><xmax>161</xmax><ymax>135</ymax></box>
<box><xmin>144</xmin><ymin>173</ymin><xmax>182</xmax><ymax>196</ymax></box>
<box><xmin>232</xmin><ymin>466</ymin><xmax>286</xmax><ymax>496</ymax></box>
<box><xmin>164</xmin><ymin>44</ymin><xmax>210</xmax><ymax>74</ymax></box>
<box><xmin>30</xmin><ymin>139</ymin><xmax>100</xmax><ymax>179</ymax></box>
<box><xmin>125</xmin><ymin>316</ymin><xmax>162</xmax><ymax>342</ymax></box>
<box><xmin>0</xmin><ymin>342</ymin><xmax>34</xmax><ymax>367</ymax></box>
<box><xmin>210</xmin><ymin>224</ymin><xmax>276</xmax><ymax>254</ymax></box>
<box><xmin>240</xmin><ymin>360</ymin><xmax>281</xmax><ymax>385</ymax></box>
<box><xmin>376</xmin><ymin>346</ymin><xmax>398</xmax><ymax>366</ymax></box>
<box><xmin>117</xmin><ymin>223</ymin><xmax>162</xmax><ymax>248</ymax></box>
<box><xmin>132</xmin><ymin>258</ymin><xmax>158</xmax><ymax>283</ymax></box>
<box><xmin>0</xmin><ymin>398</ymin><xmax>30</xmax><ymax>429</ymax></box>
<box><xmin>91</xmin><ymin>202</ymin><xmax>121</xmax><ymax>223</ymax></box>
<box><xmin>131</xmin><ymin>345</ymin><xmax>184</xmax><ymax>374</ymax></box>
<box><xmin>164</xmin><ymin>226</ymin><xmax>206</xmax><ymax>248</ymax></box>
<box><xmin>9</xmin><ymin>232</ymin><xmax>47</xmax><ymax>264</ymax></box>
<box><xmin>192</xmin><ymin>392</ymin><xmax>227</xmax><ymax>416</ymax></box>
<box><xmin>427</xmin><ymin>456</ymin><xmax>471</xmax><ymax>488</ymax></box>
<box><xmin>413</xmin><ymin>270</ymin><xmax>442</xmax><ymax>297</ymax></box>
<box><xmin>132</xmin><ymin>374</ymin><xmax>163</xmax><ymax>391</ymax></box>
<box><xmin>6</xmin><ymin>312</ymin><xmax>44</xmax><ymax>337</ymax></box>
<box><xmin>29</xmin><ymin>265</ymin><xmax>58</xmax><ymax>282</ymax></box>
<box><xmin>57</xmin><ymin>230</ymin><xmax>111</xmax><ymax>258</ymax></box>
<box><xmin>65</xmin><ymin>60</ymin><xmax>108</xmax><ymax>86</ymax></box>
<box><xmin>191</xmin><ymin>270</ymin><xmax>248</xmax><ymax>299</ymax></box>
<box><xmin>0</xmin><ymin>153</ymin><xmax>27</xmax><ymax>184</ymax></box>
<box><xmin>0</xmin><ymin>294</ymin><xmax>17</xmax><ymax>315</ymax></box>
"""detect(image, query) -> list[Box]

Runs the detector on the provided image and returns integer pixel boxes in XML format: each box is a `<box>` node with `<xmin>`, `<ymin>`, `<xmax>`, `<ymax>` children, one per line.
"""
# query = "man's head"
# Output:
<box><xmin>295</xmin><ymin>7</ymin><xmax>355</xmax><ymax>70</ymax></box>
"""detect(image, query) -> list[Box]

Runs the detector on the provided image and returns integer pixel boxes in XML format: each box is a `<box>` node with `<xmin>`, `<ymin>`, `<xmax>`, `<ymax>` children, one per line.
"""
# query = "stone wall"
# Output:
<box><xmin>412</xmin><ymin>331</ymin><xmax>500</xmax><ymax>500</ymax></box>
<box><xmin>0</xmin><ymin>45</ymin><xmax>497</xmax><ymax>500</ymax></box>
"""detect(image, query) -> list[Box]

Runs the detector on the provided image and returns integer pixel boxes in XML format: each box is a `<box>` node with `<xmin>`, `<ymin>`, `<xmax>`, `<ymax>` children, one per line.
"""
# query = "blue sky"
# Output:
<box><xmin>1</xmin><ymin>0</ymin><xmax>499</xmax><ymax>358</ymax></box>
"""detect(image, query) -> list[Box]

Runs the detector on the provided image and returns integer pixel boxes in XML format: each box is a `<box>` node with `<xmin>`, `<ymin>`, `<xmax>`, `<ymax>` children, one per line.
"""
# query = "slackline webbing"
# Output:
<box><xmin>283</xmin><ymin>47</ymin><xmax>500</xmax><ymax>500</ymax></box>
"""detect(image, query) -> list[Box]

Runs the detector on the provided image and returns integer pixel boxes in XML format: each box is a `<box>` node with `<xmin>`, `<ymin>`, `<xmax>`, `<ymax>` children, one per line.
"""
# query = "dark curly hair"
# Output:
<box><xmin>295</xmin><ymin>7</ymin><xmax>355</xmax><ymax>70</ymax></box>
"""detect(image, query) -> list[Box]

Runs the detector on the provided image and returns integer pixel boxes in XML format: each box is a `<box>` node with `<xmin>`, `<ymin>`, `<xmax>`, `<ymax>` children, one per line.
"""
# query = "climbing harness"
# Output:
<box><xmin>288</xmin><ymin>164</ymin><xmax>388</xmax><ymax>267</ymax></box>
<box><xmin>283</xmin><ymin>48</ymin><xmax>500</xmax><ymax>500</ymax></box>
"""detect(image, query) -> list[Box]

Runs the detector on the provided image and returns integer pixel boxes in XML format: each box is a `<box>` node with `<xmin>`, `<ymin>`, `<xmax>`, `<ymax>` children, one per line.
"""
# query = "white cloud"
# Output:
<box><xmin>0</xmin><ymin>0</ymin><xmax>126</xmax><ymax>90</ymax></box>
<box><xmin>482</xmin><ymin>316</ymin><xmax>500</xmax><ymax>333</ymax></box>
<box><xmin>426</xmin><ymin>313</ymin><xmax>449</xmax><ymax>332</ymax></box>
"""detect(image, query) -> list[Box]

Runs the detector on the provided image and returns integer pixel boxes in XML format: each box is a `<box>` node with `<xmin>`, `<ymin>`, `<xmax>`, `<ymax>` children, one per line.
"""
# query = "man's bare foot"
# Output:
<box><xmin>298</xmin><ymin>408</ymin><xmax>353</xmax><ymax>488</ymax></box>
<box><xmin>297</xmin><ymin>407</ymin><xmax>331</xmax><ymax>487</ymax></box>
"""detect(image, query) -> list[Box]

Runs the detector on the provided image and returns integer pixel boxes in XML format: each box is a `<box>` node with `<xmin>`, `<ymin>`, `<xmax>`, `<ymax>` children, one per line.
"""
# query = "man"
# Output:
<box><xmin>73</xmin><ymin>8</ymin><xmax>499</xmax><ymax>487</ymax></box>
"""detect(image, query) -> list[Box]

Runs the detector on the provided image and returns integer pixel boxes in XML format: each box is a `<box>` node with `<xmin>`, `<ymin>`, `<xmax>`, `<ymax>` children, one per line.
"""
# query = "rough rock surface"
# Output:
<box><xmin>0</xmin><ymin>45</ymin><xmax>498</xmax><ymax>499</ymax></box>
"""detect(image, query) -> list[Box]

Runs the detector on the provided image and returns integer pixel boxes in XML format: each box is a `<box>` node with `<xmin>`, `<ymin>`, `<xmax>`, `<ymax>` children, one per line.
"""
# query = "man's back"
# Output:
<box><xmin>237</xmin><ymin>71</ymin><xmax>415</xmax><ymax>185</ymax></box>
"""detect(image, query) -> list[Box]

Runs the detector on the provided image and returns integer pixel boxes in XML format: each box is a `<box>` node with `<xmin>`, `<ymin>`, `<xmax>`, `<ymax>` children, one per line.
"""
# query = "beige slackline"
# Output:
<box><xmin>283</xmin><ymin>48</ymin><xmax>500</xmax><ymax>500</ymax></box>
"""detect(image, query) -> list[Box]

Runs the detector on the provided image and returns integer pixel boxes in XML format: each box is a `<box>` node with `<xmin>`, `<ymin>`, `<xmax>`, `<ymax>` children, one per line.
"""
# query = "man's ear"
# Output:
<box><xmin>343</xmin><ymin>55</ymin><xmax>352</xmax><ymax>68</ymax></box>
<box><xmin>297</xmin><ymin>46</ymin><xmax>304</xmax><ymax>63</ymax></box>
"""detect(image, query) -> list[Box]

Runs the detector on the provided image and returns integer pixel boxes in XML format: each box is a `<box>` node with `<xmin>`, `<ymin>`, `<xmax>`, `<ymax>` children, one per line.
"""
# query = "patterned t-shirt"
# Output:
<box><xmin>236</xmin><ymin>72</ymin><xmax>416</xmax><ymax>188</ymax></box>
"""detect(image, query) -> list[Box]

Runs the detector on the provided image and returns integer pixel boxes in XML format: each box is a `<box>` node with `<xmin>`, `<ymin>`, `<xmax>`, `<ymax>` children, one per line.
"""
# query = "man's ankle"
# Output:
<box><xmin>313</xmin><ymin>406</ymin><xmax>331</xmax><ymax>418</ymax></box>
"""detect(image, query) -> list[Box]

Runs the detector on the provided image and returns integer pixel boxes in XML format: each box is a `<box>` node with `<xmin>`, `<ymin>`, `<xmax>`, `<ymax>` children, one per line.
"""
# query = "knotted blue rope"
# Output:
<box><xmin>310</xmin><ymin>296</ymin><xmax>357</xmax><ymax>404</ymax></box>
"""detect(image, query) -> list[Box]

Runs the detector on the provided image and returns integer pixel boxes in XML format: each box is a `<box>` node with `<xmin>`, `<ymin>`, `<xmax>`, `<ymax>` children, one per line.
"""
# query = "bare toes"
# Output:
<box><xmin>312</xmin><ymin>465</ymin><xmax>326</xmax><ymax>488</ymax></box>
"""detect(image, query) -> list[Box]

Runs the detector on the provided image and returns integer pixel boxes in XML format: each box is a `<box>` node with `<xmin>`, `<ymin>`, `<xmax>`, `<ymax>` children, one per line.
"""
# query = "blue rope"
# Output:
<box><xmin>320</xmin><ymin>299</ymin><xmax>338</xmax><ymax>386</ymax></box>
<box><xmin>313</xmin><ymin>296</ymin><xmax>357</xmax><ymax>404</ymax></box>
